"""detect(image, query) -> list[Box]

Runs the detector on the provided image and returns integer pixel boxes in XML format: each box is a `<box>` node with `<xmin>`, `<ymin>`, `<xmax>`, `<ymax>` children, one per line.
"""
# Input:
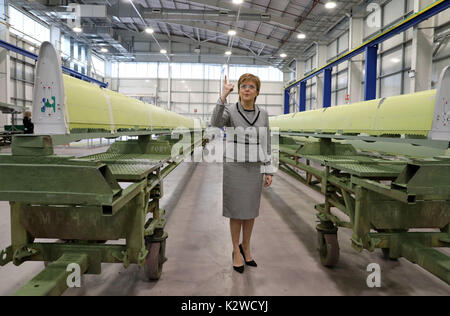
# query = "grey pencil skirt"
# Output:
<box><xmin>223</xmin><ymin>161</ymin><xmax>264</xmax><ymax>220</ymax></box>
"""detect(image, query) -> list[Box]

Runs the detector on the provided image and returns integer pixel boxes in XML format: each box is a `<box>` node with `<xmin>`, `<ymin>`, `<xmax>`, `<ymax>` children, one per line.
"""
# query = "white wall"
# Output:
<box><xmin>113</xmin><ymin>78</ymin><xmax>284</xmax><ymax>122</ymax></box>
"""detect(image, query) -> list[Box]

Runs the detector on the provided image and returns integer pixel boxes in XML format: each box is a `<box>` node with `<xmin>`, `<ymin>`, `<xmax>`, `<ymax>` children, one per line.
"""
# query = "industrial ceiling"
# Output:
<box><xmin>11</xmin><ymin>0</ymin><xmax>365</xmax><ymax>69</ymax></box>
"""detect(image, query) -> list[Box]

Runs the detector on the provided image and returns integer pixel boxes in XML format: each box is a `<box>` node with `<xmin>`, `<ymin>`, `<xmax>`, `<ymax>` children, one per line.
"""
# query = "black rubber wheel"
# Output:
<box><xmin>143</xmin><ymin>240</ymin><xmax>166</xmax><ymax>281</ymax></box>
<box><xmin>317</xmin><ymin>232</ymin><xmax>340</xmax><ymax>267</ymax></box>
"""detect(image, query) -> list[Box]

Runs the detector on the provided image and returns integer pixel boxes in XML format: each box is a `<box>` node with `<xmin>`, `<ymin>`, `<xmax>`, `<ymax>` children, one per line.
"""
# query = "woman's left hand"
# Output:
<box><xmin>264</xmin><ymin>175</ymin><xmax>272</xmax><ymax>187</ymax></box>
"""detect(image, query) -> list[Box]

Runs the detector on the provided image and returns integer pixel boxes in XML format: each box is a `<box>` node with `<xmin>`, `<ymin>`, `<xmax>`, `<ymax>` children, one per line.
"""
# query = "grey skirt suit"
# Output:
<box><xmin>211</xmin><ymin>98</ymin><xmax>273</xmax><ymax>220</ymax></box>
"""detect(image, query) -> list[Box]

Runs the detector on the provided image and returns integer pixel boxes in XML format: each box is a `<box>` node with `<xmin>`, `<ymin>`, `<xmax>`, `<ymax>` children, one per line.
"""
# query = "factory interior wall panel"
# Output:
<box><xmin>206</xmin><ymin>92</ymin><xmax>220</xmax><ymax>104</ymax></box>
<box><xmin>207</xmin><ymin>80</ymin><xmax>220</xmax><ymax>92</ymax></box>
<box><xmin>436</xmin><ymin>6</ymin><xmax>450</xmax><ymax>25</ymax></box>
<box><xmin>7</xmin><ymin>36</ymin><xmax>35</xmax><ymax>114</ymax></box>
<box><xmin>0</xmin><ymin>114</ymin><xmax>6</xmax><ymax>131</ymax></box>
<box><xmin>110</xmin><ymin>79</ymin><xmax>119</xmax><ymax>91</ymax></box>
<box><xmin>113</xmin><ymin>78</ymin><xmax>283</xmax><ymax>120</ymax></box>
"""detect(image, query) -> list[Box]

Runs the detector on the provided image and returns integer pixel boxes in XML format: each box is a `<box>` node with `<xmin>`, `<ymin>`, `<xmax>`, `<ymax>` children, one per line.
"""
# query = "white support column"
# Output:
<box><xmin>315</xmin><ymin>44</ymin><xmax>327</xmax><ymax>109</ymax></box>
<box><xmin>348</xmin><ymin>16</ymin><xmax>364</xmax><ymax>103</ymax></box>
<box><xmin>50</xmin><ymin>25</ymin><xmax>61</xmax><ymax>51</ymax></box>
<box><xmin>0</xmin><ymin>0</ymin><xmax>11</xmax><ymax>130</ymax></box>
<box><xmin>167</xmin><ymin>41</ymin><xmax>172</xmax><ymax>111</ymax></box>
<box><xmin>410</xmin><ymin>0</ymin><xmax>434</xmax><ymax>92</ymax></box>
<box><xmin>105</xmin><ymin>59</ymin><xmax>112</xmax><ymax>88</ymax></box>
<box><xmin>296</xmin><ymin>60</ymin><xmax>305</xmax><ymax>80</ymax></box>
<box><xmin>86</xmin><ymin>46</ymin><xmax>92</xmax><ymax>77</ymax></box>
<box><xmin>283</xmin><ymin>71</ymin><xmax>290</xmax><ymax>85</ymax></box>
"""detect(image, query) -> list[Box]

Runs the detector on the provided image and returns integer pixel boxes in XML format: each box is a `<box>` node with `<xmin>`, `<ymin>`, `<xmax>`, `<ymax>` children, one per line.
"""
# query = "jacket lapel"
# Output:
<box><xmin>236</xmin><ymin>102</ymin><xmax>260</xmax><ymax>126</ymax></box>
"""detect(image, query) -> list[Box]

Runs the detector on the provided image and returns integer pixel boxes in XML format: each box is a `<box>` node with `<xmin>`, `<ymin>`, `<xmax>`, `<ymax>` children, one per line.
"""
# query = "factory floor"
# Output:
<box><xmin>0</xmin><ymin>144</ymin><xmax>449</xmax><ymax>296</ymax></box>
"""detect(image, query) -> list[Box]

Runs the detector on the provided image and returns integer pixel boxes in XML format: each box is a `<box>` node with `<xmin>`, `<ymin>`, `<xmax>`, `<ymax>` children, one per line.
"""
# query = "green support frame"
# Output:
<box><xmin>278</xmin><ymin>136</ymin><xmax>450</xmax><ymax>284</ymax></box>
<box><xmin>0</xmin><ymin>131</ymin><xmax>206</xmax><ymax>295</ymax></box>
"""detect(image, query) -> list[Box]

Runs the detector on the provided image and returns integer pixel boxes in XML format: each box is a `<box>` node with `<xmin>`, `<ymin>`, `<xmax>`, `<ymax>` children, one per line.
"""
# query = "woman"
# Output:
<box><xmin>23</xmin><ymin>111</ymin><xmax>34</xmax><ymax>134</ymax></box>
<box><xmin>211</xmin><ymin>73</ymin><xmax>274</xmax><ymax>273</ymax></box>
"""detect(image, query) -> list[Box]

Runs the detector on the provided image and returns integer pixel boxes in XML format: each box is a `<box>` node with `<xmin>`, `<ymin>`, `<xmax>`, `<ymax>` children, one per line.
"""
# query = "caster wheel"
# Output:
<box><xmin>317</xmin><ymin>232</ymin><xmax>340</xmax><ymax>267</ymax></box>
<box><xmin>144</xmin><ymin>240</ymin><xmax>166</xmax><ymax>281</ymax></box>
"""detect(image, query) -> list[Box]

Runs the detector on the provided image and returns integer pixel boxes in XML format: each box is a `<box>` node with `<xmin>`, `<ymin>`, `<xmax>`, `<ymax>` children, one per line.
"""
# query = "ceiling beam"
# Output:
<box><xmin>164</xmin><ymin>21</ymin><xmax>280</xmax><ymax>48</ymax></box>
<box><xmin>187</xmin><ymin>0</ymin><xmax>297</xmax><ymax>29</ymax></box>
<box><xmin>142</xmin><ymin>10</ymin><xmax>272</xmax><ymax>22</ymax></box>
<box><xmin>114</xmin><ymin>30</ymin><xmax>256</xmax><ymax>56</ymax></box>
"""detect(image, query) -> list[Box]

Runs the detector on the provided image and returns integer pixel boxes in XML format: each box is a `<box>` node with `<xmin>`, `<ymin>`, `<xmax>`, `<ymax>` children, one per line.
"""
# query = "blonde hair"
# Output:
<box><xmin>24</xmin><ymin>111</ymin><xmax>32</xmax><ymax>118</ymax></box>
<box><xmin>238</xmin><ymin>73</ymin><xmax>261</xmax><ymax>103</ymax></box>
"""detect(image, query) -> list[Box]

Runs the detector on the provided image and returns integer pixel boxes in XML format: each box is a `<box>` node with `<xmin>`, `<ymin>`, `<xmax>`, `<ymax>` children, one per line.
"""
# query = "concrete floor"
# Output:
<box><xmin>0</xmin><ymin>144</ymin><xmax>449</xmax><ymax>296</ymax></box>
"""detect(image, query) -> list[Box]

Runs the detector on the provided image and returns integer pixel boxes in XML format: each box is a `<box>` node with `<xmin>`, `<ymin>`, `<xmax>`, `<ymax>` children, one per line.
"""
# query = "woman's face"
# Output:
<box><xmin>239</xmin><ymin>80</ymin><xmax>259</xmax><ymax>104</ymax></box>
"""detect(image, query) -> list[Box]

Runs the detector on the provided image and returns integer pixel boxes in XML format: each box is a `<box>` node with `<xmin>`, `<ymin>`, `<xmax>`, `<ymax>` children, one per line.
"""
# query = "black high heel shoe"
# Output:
<box><xmin>232</xmin><ymin>252</ymin><xmax>244</xmax><ymax>273</ymax></box>
<box><xmin>239</xmin><ymin>244</ymin><xmax>257</xmax><ymax>267</ymax></box>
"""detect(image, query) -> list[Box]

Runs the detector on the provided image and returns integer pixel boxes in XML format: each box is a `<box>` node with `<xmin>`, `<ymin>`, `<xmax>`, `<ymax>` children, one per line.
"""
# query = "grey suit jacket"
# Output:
<box><xmin>211</xmin><ymin>98</ymin><xmax>274</xmax><ymax>175</ymax></box>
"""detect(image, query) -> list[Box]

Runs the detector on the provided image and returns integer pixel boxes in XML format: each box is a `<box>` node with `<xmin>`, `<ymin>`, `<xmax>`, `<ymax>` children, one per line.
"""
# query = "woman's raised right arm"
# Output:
<box><xmin>211</xmin><ymin>76</ymin><xmax>234</xmax><ymax>128</ymax></box>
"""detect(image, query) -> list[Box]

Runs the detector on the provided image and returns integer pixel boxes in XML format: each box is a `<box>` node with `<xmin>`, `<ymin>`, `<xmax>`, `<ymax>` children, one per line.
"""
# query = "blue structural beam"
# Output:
<box><xmin>284</xmin><ymin>89</ymin><xmax>290</xmax><ymax>114</ymax></box>
<box><xmin>284</xmin><ymin>0</ymin><xmax>450</xmax><ymax>112</ymax></box>
<box><xmin>323</xmin><ymin>68</ymin><xmax>332</xmax><ymax>108</ymax></box>
<box><xmin>299</xmin><ymin>82</ymin><xmax>306</xmax><ymax>112</ymax></box>
<box><xmin>364</xmin><ymin>45</ymin><xmax>378</xmax><ymax>101</ymax></box>
<box><xmin>0</xmin><ymin>39</ymin><xmax>108</xmax><ymax>88</ymax></box>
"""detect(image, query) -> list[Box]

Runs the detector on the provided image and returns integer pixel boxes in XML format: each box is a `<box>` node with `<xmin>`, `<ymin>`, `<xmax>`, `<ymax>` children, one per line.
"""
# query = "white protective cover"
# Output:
<box><xmin>33</xmin><ymin>41</ymin><xmax>68</xmax><ymax>134</ymax></box>
<box><xmin>430</xmin><ymin>65</ymin><xmax>450</xmax><ymax>142</ymax></box>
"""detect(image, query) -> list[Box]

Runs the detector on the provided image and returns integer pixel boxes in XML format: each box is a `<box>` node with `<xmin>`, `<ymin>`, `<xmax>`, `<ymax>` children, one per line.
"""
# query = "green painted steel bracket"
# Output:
<box><xmin>11</xmin><ymin>135</ymin><xmax>54</xmax><ymax>156</ymax></box>
<box><xmin>112</xmin><ymin>250</ymin><xmax>130</xmax><ymax>268</ymax></box>
<box><xmin>14</xmin><ymin>253</ymin><xmax>88</xmax><ymax>296</ymax></box>
<box><xmin>13</xmin><ymin>246</ymin><xmax>39</xmax><ymax>266</ymax></box>
<box><xmin>25</xmin><ymin>242</ymin><xmax>128</xmax><ymax>274</ymax></box>
<box><xmin>48</xmin><ymin>129</ymin><xmax>173</xmax><ymax>146</ymax></box>
<box><xmin>351</xmin><ymin>176</ymin><xmax>415</xmax><ymax>204</ymax></box>
<box><xmin>0</xmin><ymin>246</ymin><xmax>13</xmax><ymax>266</ymax></box>
<box><xmin>144</xmin><ymin>209</ymin><xmax>167</xmax><ymax>237</ymax></box>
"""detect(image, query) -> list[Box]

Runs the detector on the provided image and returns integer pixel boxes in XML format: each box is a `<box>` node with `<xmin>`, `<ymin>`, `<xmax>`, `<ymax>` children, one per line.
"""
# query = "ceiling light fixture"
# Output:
<box><xmin>325</xmin><ymin>2</ymin><xmax>337</xmax><ymax>9</ymax></box>
<box><xmin>225</xmin><ymin>51</ymin><xmax>232</xmax><ymax>56</ymax></box>
<box><xmin>160</xmin><ymin>49</ymin><xmax>167</xmax><ymax>54</ymax></box>
<box><xmin>228</xmin><ymin>30</ymin><xmax>237</xmax><ymax>36</ymax></box>
<box><xmin>101</xmin><ymin>48</ymin><xmax>108</xmax><ymax>53</ymax></box>
<box><xmin>280</xmin><ymin>53</ymin><xmax>287</xmax><ymax>58</ymax></box>
<box><xmin>73</xmin><ymin>27</ymin><xmax>82</xmax><ymax>33</ymax></box>
<box><xmin>145</xmin><ymin>28</ymin><xmax>154</xmax><ymax>34</ymax></box>
<box><xmin>232</xmin><ymin>0</ymin><xmax>244</xmax><ymax>4</ymax></box>
<box><xmin>297</xmin><ymin>33</ymin><xmax>306</xmax><ymax>39</ymax></box>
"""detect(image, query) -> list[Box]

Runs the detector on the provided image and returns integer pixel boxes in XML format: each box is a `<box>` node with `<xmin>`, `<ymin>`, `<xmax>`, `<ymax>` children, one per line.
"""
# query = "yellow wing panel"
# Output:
<box><xmin>270</xmin><ymin>90</ymin><xmax>436</xmax><ymax>137</ymax></box>
<box><xmin>64</xmin><ymin>75</ymin><xmax>112</xmax><ymax>131</ymax></box>
<box><xmin>63</xmin><ymin>75</ymin><xmax>195</xmax><ymax>132</ymax></box>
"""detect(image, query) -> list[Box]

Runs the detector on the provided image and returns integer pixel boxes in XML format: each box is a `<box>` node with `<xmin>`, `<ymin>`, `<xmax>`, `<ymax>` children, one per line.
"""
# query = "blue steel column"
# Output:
<box><xmin>284</xmin><ymin>89</ymin><xmax>291</xmax><ymax>114</ymax></box>
<box><xmin>299</xmin><ymin>81</ymin><xmax>306</xmax><ymax>112</ymax></box>
<box><xmin>364</xmin><ymin>45</ymin><xmax>378</xmax><ymax>100</ymax></box>
<box><xmin>323</xmin><ymin>68</ymin><xmax>332</xmax><ymax>108</ymax></box>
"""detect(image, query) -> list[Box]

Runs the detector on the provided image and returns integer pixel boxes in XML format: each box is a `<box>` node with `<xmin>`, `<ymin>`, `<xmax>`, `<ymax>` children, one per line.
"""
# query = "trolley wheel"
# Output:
<box><xmin>144</xmin><ymin>240</ymin><xmax>166</xmax><ymax>281</ymax></box>
<box><xmin>317</xmin><ymin>232</ymin><xmax>340</xmax><ymax>267</ymax></box>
